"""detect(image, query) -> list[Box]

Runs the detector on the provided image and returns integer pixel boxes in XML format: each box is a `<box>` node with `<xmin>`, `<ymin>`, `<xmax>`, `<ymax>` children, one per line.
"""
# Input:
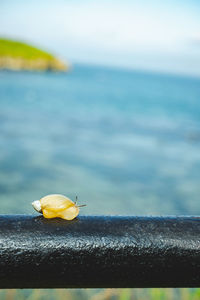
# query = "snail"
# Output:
<box><xmin>32</xmin><ymin>194</ymin><xmax>86</xmax><ymax>220</ymax></box>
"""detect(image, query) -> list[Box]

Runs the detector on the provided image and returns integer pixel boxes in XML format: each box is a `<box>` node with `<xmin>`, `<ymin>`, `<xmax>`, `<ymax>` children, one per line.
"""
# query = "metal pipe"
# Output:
<box><xmin>0</xmin><ymin>215</ymin><xmax>199</xmax><ymax>288</ymax></box>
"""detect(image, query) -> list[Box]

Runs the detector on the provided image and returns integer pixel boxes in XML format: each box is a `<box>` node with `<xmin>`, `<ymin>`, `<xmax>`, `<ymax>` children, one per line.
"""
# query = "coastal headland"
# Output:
<box><xmin>0</xmin><ymin>39</ymin><xmax>69</xmax><ymax>72</ymax></box>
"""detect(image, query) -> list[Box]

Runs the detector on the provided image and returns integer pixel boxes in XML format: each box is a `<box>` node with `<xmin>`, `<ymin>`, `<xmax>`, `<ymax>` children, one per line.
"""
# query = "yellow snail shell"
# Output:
<box><xmin>32</xmin><ymin>194</ymin><xmax>85</xmax><ymax>220</ymax></box>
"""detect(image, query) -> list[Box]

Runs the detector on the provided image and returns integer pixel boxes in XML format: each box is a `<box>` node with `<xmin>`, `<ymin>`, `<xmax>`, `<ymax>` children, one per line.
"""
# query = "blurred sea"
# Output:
<box><xmin>0</xmin><ymin>64</ymin><xmax>200</xmax><ymax>216</ymax></box>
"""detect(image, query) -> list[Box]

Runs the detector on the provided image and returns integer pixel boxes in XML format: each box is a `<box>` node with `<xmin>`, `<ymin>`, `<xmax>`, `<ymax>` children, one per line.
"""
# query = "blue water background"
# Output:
<box><xmin>0</xmin><ymin>64</ymin><xmax>200</xmax><ymax>215</ymax></box>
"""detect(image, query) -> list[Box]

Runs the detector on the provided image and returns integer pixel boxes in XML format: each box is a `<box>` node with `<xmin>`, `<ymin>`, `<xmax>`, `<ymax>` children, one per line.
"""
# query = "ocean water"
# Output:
<box><xmin>0</xmin><ymin>64</ymin><xmax>200</xmax><ymax>216</ymax></box>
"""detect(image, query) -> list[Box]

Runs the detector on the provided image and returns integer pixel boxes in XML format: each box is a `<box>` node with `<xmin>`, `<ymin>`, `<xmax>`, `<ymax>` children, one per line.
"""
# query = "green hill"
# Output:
<box><xmin>0</xmin><ymin>39</ymin><xmax>69</xmax><ymax>72</ymax></box>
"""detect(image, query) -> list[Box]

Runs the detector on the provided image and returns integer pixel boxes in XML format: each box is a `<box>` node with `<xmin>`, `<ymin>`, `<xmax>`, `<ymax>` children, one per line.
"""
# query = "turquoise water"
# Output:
<box><xmin>0</xmin><ymin>64</ymin><xmax>200</xmax><ymax>215</ymax></box>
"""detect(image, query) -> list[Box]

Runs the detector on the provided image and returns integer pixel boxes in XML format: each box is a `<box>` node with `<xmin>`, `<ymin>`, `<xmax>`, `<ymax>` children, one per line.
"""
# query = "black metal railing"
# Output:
<box><xmin>0</xmin><ymin>215</ymin><xmax>199</xmax><ymax>288</ymax></box>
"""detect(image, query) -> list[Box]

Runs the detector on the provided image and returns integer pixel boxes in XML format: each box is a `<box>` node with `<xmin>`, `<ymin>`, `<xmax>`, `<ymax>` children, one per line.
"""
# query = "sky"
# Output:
<box><xmin>1</xmin><ymin>0</ymin><xmax>200</xmax><ymax>76</ymax></box>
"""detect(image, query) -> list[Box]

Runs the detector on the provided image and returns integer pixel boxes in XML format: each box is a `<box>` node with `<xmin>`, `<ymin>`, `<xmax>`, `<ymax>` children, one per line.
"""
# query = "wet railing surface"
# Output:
<box><xmin>0</xmin><ymin>215</ymin><xmax>199</xmax><ymax>288</ymax></box>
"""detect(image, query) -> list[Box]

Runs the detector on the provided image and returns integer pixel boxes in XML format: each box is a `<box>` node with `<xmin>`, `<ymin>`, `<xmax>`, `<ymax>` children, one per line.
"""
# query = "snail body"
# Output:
<box><xmin>32</xmin><ymin>194</ymin><xmax>85</xmax><ymax>220</ymax></box>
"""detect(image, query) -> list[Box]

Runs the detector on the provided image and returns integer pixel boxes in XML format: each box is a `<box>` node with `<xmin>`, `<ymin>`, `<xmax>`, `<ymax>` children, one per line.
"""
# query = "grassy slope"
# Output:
<box><xmin>0</xmin><ymin>39</ymin><xmax>54</xmax><ymax>60</ymax></box>
<box><xmin>0</xmin><ymin>38</ymin><xmax>68</xmax><ymax>71</ymax></box>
